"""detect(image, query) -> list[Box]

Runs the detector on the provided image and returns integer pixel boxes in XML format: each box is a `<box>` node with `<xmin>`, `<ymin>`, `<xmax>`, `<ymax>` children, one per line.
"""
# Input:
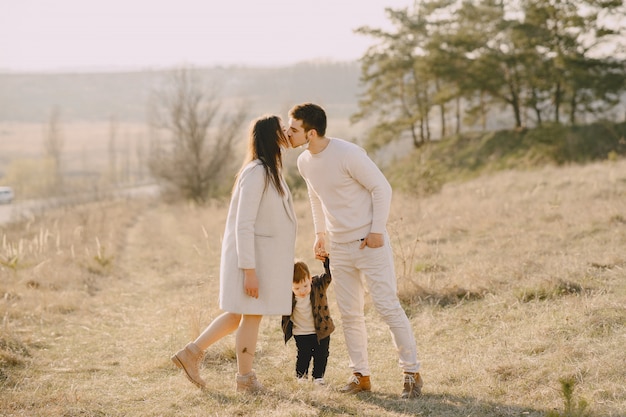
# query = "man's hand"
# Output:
<box><xmin>360</xmin><ymin>232</ymin><xmax>384</xmax><ymax>249</ymax></box>
<box><xmin>243</xmin><ymin>269</ymin><xmax>259</xmax><ymax>298</ymax></box>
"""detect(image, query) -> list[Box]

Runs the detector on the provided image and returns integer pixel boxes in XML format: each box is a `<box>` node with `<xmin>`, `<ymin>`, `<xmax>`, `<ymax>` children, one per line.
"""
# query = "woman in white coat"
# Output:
<box><xmin>171</xmin><ymin>115</ymin><xmax>297</xmax><ymax>393</ymax></box>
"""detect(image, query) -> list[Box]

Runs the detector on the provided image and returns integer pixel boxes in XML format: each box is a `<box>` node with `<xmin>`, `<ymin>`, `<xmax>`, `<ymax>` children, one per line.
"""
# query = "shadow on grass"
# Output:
<box><xmin>224</xmin><ymin>387</ymin><xmax>547</xmax><ymax>417</ymax></box>
<box><xmin>355</xmin><ymin>391</ymin><xmax>546</xmax><ymax>416</ymax></box>
<box><xmin>197</xmin><ymin>389</ymin><xmax>233</xmax><ymax>405</ymax></box>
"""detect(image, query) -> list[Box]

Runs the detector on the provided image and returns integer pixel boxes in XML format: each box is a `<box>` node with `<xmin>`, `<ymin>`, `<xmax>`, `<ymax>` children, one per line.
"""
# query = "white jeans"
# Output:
<box><xmin>329</xmin><ymin>235</ymin><xmax>420</xmax><ymax>376</ymax></box>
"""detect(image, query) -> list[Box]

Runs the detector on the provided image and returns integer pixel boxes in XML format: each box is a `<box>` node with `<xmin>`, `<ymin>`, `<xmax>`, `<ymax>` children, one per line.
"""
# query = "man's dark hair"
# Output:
<box><xmin>289</xmin><ymin>103</ymin><xmax>327</xmax><ymax>136</ymax></box>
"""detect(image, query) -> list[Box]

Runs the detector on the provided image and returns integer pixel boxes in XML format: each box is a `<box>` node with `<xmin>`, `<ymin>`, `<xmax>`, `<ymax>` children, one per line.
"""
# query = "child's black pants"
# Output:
<box><xmin>294</xmin><ymin>334</ymin><xmax>330</xmax><ymax>379</ymax></box>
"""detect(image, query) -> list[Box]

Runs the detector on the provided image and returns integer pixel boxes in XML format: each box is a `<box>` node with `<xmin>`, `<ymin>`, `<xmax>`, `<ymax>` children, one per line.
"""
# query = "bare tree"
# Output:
<box><xmin>135</xmin><ymin>133</ymin><xmax>146</xmax><ymax>182</ymax></box>
<box><xmin>148</xmin><ymin>67</ymin><xmax>248</xmax><ymax>203</ymax></box>
<box><xmin>122</xmin><ymin>133</ymin><xmax>131</xmax><ymax>184</ymax></box>
<box><xmin>43</xmin><ymin>106</ymin><xmax>64</xmax><ymax>194</ymax></box>
<box><xmin>107</xmin><ymin>115</ymin><xmax>118</xmax><ymax>185</ymax></box>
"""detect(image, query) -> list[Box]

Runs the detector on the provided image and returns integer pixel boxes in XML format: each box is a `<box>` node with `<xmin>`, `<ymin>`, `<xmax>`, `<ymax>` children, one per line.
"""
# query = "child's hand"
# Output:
<box><xmin>322</xmin><ymin>255</ymin><xmax>330</xmax><ymax>270</ymax></box>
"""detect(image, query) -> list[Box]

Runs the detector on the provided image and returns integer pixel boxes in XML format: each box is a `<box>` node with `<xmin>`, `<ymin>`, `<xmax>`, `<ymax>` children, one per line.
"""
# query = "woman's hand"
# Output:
<box><xmin>243</xmin><ymin>269</ymin><xmax>259</xmax><ymax>298</ymax></box>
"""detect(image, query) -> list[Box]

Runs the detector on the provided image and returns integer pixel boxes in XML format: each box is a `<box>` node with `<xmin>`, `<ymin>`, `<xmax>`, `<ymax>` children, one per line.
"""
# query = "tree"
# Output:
<box><xmin>107</xmin><ymin>115</ymin><xmax>118</xmax><ymax>185</ymax></box>
<box><xmin>43</xmin><ymin>106</ymin><xmax>64</xmax><ymax>194</ymax></box>
<box><xmin>434</xmin><ymin>0</ymin><xmax>507</xmax><ymax>131</ymax></box>
<box><xmin>353</xmin><ymin>5</ymin><xmax>437</xmax><ymax>149</ymax></box>
<box><xmin>148</xmin><ymin>67</ymin><xmax>248</xmax><ymax>203</ymax></box>
<box><xmin>519</xmin><ymin>0</ymin><xmax>625</xmax><ymax>124</ymax></box>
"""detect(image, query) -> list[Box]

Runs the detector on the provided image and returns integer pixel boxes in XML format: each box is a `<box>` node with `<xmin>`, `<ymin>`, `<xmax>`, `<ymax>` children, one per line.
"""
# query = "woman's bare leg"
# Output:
<box><xmin>235</xmin><ymin>314</ymin><xmax>262</xmax><ymax>375</ymax></box>
<box><xmin>194</xmin><ymin>312</ymin><xmax>242</xmax><ymax>350</ymax></box>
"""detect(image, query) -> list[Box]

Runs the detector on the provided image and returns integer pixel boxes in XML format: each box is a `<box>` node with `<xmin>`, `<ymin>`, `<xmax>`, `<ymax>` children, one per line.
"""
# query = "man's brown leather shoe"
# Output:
<box><xmin>401</xmin><ymin>372</ymin><xmax>423</xmax><ymax>398</ymax></box>
<box><xmin>339</xmin><ymin>372</ymin><xmax>371</xmax><ymax>394</ymax></box>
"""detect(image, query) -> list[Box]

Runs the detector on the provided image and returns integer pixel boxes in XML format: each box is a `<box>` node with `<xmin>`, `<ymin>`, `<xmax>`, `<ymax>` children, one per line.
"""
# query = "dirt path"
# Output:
<box><xmin>88</xmin><ymin>203</ymin><xmax>225</xmax><ymax>410</ymax></box>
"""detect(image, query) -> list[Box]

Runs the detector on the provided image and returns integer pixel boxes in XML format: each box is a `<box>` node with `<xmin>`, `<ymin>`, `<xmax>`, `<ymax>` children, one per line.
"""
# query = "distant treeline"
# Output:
<box><xmin>0</xmin><ymin>62</ymin><xmax>361</xmax><ymax>123</ymax></box>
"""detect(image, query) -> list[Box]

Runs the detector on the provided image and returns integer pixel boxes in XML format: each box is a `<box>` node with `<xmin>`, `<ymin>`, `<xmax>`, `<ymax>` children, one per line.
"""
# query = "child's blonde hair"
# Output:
<box><xmin>293</xmin><ymin>261</ymin><xmax>310</xmax><ymax>283</ymax></box>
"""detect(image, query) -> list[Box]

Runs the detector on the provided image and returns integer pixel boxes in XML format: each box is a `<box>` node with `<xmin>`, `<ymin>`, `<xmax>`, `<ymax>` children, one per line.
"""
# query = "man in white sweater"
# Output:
<box><xmin>286</xmin><ymin>103</ymin><xmax>423</xmax><ymax>399</ymax></box>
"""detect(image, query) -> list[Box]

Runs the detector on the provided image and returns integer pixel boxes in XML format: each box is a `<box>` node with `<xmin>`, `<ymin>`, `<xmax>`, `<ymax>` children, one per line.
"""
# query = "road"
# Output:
<box><xmin>0</xmin><ymin>184</ymin><xmax>160</xmax><ymax>226</ymax></box>
<box><xmin>0</xmin><ymin>203</ymin><xmax>16</xmax><ymax>225</ymax></box>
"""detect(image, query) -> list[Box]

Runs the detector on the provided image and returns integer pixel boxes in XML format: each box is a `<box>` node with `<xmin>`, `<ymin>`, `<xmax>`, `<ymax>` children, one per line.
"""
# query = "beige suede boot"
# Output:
<box><xmin>236</xmin><ymin>370</ymin><xmax>264</xmax><ymax>393</ymax></box>
<box><xmin>171</xmin><ymin>342</ymin><xmax>206</xmax><ymax>388</ymax></box>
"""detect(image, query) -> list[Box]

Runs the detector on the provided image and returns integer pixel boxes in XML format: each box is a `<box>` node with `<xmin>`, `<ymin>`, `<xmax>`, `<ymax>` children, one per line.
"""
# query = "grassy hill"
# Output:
<box><xmin>385</xmin><ymin>122</ymin><xmax>626</xmax><ymax>198</ymax></box>
<box><xmin>1</xmin><ymin>156</ymin><xmax>624</xmax><ymax>416</ymax></box>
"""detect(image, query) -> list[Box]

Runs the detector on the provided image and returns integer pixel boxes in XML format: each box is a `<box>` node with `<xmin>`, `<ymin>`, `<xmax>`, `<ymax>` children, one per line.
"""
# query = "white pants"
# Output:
<box><xmin>329</xmin><ymin>235</ymin><xmax>420</xmax><ymax>376</ymax></box>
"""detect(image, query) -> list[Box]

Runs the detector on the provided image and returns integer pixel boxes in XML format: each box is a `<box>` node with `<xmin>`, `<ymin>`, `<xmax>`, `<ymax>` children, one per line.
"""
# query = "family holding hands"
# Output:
<box><xmin>171</xmin><ymin>103</ymin><xmax>423</xmax><ymax>399</ymax></box>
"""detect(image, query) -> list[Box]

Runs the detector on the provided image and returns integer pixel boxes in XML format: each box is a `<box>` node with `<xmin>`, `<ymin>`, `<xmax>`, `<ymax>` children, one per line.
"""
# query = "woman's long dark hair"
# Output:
<box><xmin>235</xmin><ymin>115</ymin><xmax>289</xmax><ymax>196</ymax></box>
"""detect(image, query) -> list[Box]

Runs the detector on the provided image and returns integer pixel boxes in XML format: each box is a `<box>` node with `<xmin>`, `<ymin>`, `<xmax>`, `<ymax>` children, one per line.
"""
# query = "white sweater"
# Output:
<box><xmin>297</xmin><ymin>138</ymin><xmax>392</xmax><ymax>243</ymax></box>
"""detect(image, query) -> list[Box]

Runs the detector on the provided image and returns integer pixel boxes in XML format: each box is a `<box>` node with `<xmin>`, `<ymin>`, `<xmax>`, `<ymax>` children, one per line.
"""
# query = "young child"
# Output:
<box><xmin>281</xmin><ymin>256</ymin><xmax>335</xmax><ymax>385</ymax></box>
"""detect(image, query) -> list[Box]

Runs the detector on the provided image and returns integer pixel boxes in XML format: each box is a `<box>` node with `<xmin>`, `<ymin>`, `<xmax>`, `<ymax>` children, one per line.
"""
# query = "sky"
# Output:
<box><xmin>0</xmin><ymin>0</ymin><xmax>415</xmax><ymax>73</ymax></box>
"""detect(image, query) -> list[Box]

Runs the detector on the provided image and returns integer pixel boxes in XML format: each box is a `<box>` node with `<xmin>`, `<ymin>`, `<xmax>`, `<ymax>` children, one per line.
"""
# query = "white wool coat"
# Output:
<box><xmin>219</xmin><ymin>160</ymin><xmax>297</xmax><ymax>315</ymax></box>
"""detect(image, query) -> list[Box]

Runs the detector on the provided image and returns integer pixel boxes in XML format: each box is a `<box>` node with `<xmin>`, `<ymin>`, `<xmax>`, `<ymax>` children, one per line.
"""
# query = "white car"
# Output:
<box><xmin>0</xmin><ymin>186</ymin><xmax>14</xmax><ymax>204</ymax></box>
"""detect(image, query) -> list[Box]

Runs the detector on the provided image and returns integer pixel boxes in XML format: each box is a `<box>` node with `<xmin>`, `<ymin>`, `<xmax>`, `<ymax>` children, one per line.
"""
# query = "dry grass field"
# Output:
<box><xmin>1</xmin><ymin>159</ymin><xmax>625</xmax><ymax>416</ymax></box>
